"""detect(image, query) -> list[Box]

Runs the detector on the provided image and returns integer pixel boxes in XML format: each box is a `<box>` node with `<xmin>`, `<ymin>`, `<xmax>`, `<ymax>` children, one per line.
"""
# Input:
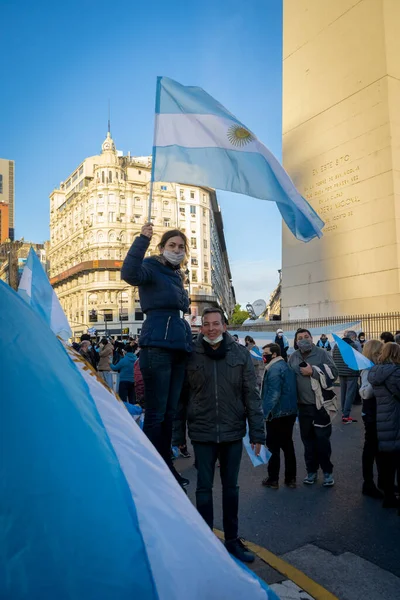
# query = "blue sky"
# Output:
<box><xmin>1</xmin><ymin>0</ymin><xmax>283</xmax><ymax>305</ymax></box>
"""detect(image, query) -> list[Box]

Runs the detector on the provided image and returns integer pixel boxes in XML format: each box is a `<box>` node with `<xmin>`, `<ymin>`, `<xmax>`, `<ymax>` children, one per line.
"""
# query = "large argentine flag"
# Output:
<box><xmin>0</xmin><ymin>281</ymin><xmax>277</xmax><ymax>600</ymax></box>
<box><xmin>332</xmin><ymin>334</ymin><xmax>374</xmax><ymax>370</ymax></box>
<box><xmin>18</xmin><ymin>246</ymin><xmax>72</xmax><ymax>340</ymax></box>
<box><xmin>153</xmin><ymin>76</ymin><xmax>324</xmax><ymax>242</ymax></box>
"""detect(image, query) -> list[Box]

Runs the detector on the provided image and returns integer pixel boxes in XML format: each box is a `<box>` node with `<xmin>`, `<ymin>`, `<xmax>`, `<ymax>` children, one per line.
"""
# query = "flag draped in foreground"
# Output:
<box><xmin>332</xmin><ymin>334</ymin><xmax>374</xmax><ymax>370</ymax></box>
<box><xmin>152</xmin><ymin>76</ymin><xmax>324</xmax><ymax>242</ymax></box>
<box><xmin>0</xmin><ymin>282</ymin><xmax>278</xmax><ymax>600</ymax></box>
<box><xmin>18</xmin><ymin>246</ymin><xmax>72</xmax><ymax>340</ymax></box>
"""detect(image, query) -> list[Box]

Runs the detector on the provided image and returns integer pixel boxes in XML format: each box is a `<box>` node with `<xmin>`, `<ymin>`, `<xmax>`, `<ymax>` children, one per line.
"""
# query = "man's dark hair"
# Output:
<box><xmin>262</xmin><ymin>342</ymin><xmax>281</xmax><ymax>356</ymax></box>
<box><xmin>380</xmin><ymin>331</ymin><xmax>395</xmax><ymax>344</ymax></box>
<box><xmin>294</xmin><ymin>328</ymin><xmax>312</xmax><ymax>350</ymax></box>
<box><xmin>80</xmin><ymin>333</ymin><xmax>91</xmax><ymax>342</ymax></box>
<box><xmin>124</xmin><ymin>345</ymin><xmax>135</xmax><ymax>353</ymax></box>
<box><xmin>232</xmin><ymin>334</ymin><xmax>239</xmax><ymax>340</ymax></box>
<box><xmin>202</xmin><ymin>307</ymin><xmax>226</xmax><ymax>324</ymax></box>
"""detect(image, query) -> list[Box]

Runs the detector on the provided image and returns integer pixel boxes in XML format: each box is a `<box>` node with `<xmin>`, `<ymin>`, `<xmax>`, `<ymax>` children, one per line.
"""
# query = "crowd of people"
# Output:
<box><xmin>73</xmin><ymin>223</ymin><xmax>400</xmax><ymax>566</ymax></box>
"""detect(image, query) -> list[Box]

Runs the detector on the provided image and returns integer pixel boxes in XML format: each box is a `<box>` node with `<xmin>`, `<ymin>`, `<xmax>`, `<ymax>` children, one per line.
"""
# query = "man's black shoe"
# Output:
<box><xmin>171</xmin><ymin>466</ymin><xmax>189</xmax><ymax>487</ymax></box>
<box><xmin>225</xmin><ymin>538</ymin><xmax>255</xmax><ymax>563</ymax></box>
<box><xmin>362</xmin><ymin>482</ymin><xmax>384</xmax><ymax>499</ymax></box>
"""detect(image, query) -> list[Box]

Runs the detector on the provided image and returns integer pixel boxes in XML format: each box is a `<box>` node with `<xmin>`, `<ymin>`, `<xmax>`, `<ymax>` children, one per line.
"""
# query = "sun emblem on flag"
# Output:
<box><xmin>227</xmin><ymin>124</ymin><xmax>255</xmax><ymax>147</ymax></box>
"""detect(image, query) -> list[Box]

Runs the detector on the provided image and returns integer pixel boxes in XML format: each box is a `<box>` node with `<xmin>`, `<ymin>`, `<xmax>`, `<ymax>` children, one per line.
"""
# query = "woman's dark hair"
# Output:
<box><xmin>124</xmin><ymin>345</ymin><xmax>134</xmax><ymax>353</ymax></box>
<box><xmin>294</xmin><ymin>328</ymin><xmax>312</xmax><ymax>350</ymax></box>
<box><xmin>380</xmin><ymin>331</ymin><xmax>395</xmax><ymax>344</ymax></box>
<box><xmin>358</xmin><ymin>332</ymin><xmax>365</xmax><ymax>340</ymax></box>
<box><xmin>158</xmin><ymin>229</ymin><xmax>188</xmax><ymax>254</ymax></box>
<box><xmin>245</xmin><ymin>335</ymin><xmax>255</xmax><ymax>345</ymax></box>
<box><xmin>101</xmin><ymin>337</ymin><xmax>108</xmax><ymax>345</ymax></box>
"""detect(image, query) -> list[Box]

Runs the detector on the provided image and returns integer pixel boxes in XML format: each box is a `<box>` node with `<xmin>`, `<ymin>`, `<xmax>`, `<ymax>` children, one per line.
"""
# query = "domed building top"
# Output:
<box><xmin>101</xmin><ymin>131</ymin><xmax>116</xmax><ymax>154</ymax></box>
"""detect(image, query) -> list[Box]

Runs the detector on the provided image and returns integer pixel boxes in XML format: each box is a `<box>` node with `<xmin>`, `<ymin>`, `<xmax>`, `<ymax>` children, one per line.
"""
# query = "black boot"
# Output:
<box><xmin>225</xmin><ymin>538</ymin><xmax>255</xmax><ymax>563</ymax></box>
<box><xmin>170</xmin><ymin>465</ymin><xmax>189</xmax><ymax>488</ymax></box>
<box><xmin>362</xmin><ymin>482</ymin><xmax>384</xmax><ymax>499</ymax></box>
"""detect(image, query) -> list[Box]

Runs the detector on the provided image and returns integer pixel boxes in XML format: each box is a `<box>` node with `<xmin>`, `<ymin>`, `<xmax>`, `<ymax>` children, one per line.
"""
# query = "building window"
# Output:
<box><xmin>134</xmin><ymin>197</ymin><xmax>141</xmax><ymax>205</ymax></box>
<box><xmin>192</xmin><ymin>270</ymin><xmax>198</xmax><ymax>282</ymax></box>
<box><xmin>119</xmin><ymin>308</ymin><xmax>129</xmax><ymax>321</ymax></box>
<box><xmin>161</xmin><ymin>185</ymin><xmax>167</xmax><ymax>190</ymax></box>
<box><xmin>102</xmin><ymin>171</ymin><xmax>105</xmax><ymax>183</ymax></box>
<box><xmin>190</xmin><ymin>205</ymin><xmax>196</xmax><ymax>215</ymax></box>
<box><xmin>108</xmin><ymin>212</ymin><xmax>115</xmax><ymax>222</ymax></box>
<box><xmin>179</xmin><ymin>207</ymin><xmax>185</xmax><ymax>216</ymax></box>
<box><xmin>104</xmin><ymin>310</ymin><xmax>113</xmax><ymax>322</ymax></box>
<box><xmin>203</xmin><ymin>194</ymin><xmax>207</xmax><ymax>204</ymax></box>
<box><xmin>135</xmin><ymin>309</ymin><xmax>144</xmax><ymax>321</ymax></box>
<box><xmin>88</xmin><ymin>309</ymin><xmax>98</xmax><ymax>322</ymax></box>
<box><xmin>109</xmin><ymin>171</ymin><xmax>112</xmax><ymax>183</ymax></box>
<box><xmin>204</xmin><ymin>239</ymin><xmax>208</xmax><ymax>249</ymax></box>
<box><xmin>204</xmin><ymin>261</ymin><xmax>209</xmax><ymax>268</ymax></box>
<box><xmin>190</xmin><ymin>191</ymin><xmax>195</xmax><ymax>199</ymax></box>
<box><xmin>204</xmin><ymin>271</ymin><xmax>209</xmax><ymax>283</ymax></box>
<box><xmin>0</xmin><ymin>174</ymin><xmax>2</xmax><ymax>194</ymax></box>
<box><xmin>191</xmin><ymin>237</ymin><xmax>197</xmax><ymax>249</ymax></box>
<box><xmin>191</xmin><ymin>257</ymin><xmax>198</xmax><ymax>266</ymax></box>
<box><xmin>164</xmin><ymin>218</ymin><xmax>170</xmax><ymax>227</ymax></box>
<box><xmin>109</xmin><ymin>271</ymin><xmax>116</xmax><ymax>281</ymax></box>
<box><xmin>79</xmin><ymin>166</ymin><xmax>84</xmax><ymax>176</ymax></box>
<box><xmin>203</xmin><ymin>208</ymin><xmax>206</xmax><ymax>217</ymax></box>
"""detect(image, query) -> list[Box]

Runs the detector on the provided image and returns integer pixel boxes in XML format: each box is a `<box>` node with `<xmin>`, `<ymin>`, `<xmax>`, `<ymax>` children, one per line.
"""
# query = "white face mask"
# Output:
<box><xmin>203</xmin><ymin>334</ymin><xmax>224</xmax><ymax>346</ymax></box>
<box><xmin>163</xmin><ymin>250</ymin><xmax>185</xmax><ymax>265</ymax></box>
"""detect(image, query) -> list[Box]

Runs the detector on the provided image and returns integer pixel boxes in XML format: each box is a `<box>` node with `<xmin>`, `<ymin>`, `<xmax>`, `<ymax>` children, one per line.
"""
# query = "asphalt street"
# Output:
<box><xmin>174</xmin><ymin>402</ymin><xmax>400</xmax><ymax>599</ymax></box>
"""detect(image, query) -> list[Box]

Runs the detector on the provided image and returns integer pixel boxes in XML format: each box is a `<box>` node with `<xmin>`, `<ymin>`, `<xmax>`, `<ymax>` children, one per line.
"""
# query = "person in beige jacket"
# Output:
<box><xmin>98</xmin><ymin>338</ymin><xmax>113</xmax><ymax>388</ymax></box>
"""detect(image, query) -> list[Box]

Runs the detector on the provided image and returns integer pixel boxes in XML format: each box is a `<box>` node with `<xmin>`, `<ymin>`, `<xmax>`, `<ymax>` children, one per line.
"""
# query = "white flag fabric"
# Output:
<box><xmin>18</xmin><ymin>246</ymin><xmax>72</xmax><ymax>340</ymax></box>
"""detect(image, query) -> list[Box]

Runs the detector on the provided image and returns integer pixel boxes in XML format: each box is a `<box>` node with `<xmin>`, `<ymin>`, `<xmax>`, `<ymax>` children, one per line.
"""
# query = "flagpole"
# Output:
<box><xmin>147</xmin><ymin>77</ymin><xmax>160</xmax><ymax>223</ymax></box>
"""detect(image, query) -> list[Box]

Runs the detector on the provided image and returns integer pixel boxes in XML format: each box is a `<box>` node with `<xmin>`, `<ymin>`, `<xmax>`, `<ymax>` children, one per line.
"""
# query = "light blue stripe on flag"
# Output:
<box><xmin>1</xmin><ymin>282</ymin><xmax>157</xmax><ymax>600</ymax></box>
<box><xmin>332</xmin><ymin>334</ymin><xmax>374</xmax><ymax>370</ymax></box>
<box><xmin>152</xmin><ymin>77</ymin><xmax>324</xmax><ymax>243</ymax></box>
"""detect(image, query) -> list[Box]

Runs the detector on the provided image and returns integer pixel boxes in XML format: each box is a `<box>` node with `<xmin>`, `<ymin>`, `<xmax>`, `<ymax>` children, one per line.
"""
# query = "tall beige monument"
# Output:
<box><xmin>281</xmin><ymin>0</ymin><xmax>400</xmax><ymax>318</ymax></box>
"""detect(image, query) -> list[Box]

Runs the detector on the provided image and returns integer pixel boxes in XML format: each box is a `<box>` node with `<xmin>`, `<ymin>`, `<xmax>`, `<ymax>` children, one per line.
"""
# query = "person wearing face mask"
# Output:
<box><xmin>261</xmin><ymin>343</ymin><xmax>298</xmax><ymax>489</ymax></box>
<box><xmin>275</xmin><ymin>329</ymin><xmax>290</xmax><ymax>361</ymax></box>
<box><xmin>289</xmin><ymin>328</ymin><xmax>338</xmax><ymax>487</ymax></box>
<box><xmin>121</xmin><ymin>223</ymin><xmax>192</xmax><ymax>489</ymax></box>
<box><xmin>175</xmin><ymin>307</ymin><xmax>265</xmax><ymax>563</ymax></box>
<box><xmin>316</xmin><ymin>334</ymin><xmax>331</xmax><ymax>352</ymax></box>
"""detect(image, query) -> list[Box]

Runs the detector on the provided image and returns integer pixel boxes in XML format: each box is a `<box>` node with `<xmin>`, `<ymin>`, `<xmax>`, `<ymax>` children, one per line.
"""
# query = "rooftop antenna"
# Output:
<box><xmin>108</xmin><ymin>99</ymin><xmax>111</xmax><ymax>135</ymax></box>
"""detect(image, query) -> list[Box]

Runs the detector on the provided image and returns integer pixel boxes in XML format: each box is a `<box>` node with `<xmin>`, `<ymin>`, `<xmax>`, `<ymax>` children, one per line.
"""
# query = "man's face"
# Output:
<box><xmin>262</xmin><ymin>348</ymin><xmax>274</xmax><ymax>363</ymax></box>
<box><xmin>321</xmin><ymin>335</ymin><xmax>327</xmax><ymax>342</ymax></box>
<box><xmin>201</xmin><ymin>312</ymin><xmax>226</xmax><ymax>340</ymax></box>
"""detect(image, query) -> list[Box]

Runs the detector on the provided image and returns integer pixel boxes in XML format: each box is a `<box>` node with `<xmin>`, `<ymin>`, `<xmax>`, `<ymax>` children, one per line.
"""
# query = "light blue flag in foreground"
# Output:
<box><xmin>18</xmin><ymin>246</ymin><xmax>72</xmax><ymax>340</ymax></box>
<box><xmin>152</xmin><ymin>76</ymin><xmax>324</xmax><ymax>242</ymax></box>
<box><xmin>0</xmin><ymin>281</ymin><xmax>278</xmax><ymax>600</ymax></box>
<box><xmin>333</xmin><ymin>334</ymin><xmax>374</xmax><ymax>370</ymax></box>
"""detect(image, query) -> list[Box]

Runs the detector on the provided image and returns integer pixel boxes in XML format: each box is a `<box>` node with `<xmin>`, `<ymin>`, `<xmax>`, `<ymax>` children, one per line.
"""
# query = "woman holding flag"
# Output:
<box><xmin>121</xmin><ymin>223</ymin><xmax>192</xmax><ymax>488</ymax></box>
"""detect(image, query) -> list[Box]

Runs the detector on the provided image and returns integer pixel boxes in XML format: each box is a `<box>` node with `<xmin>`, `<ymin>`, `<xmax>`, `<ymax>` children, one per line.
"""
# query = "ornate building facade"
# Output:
<box><xmin>48</xmin><ymin>133</ymin><xmax>235</xmax><ymax>338</ymax></box>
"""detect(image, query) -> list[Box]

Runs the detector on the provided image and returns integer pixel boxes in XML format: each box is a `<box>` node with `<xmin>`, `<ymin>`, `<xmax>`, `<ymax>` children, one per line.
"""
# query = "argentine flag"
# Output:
<box><xmin>0</xmin><ymin>281</ymin><xmax>278</xmax><ymax>600</ymax></box>
<box><xmin>152</xmin><ymin>76</ymin><xmax>324</xmax><ymax>242</ymax></box>
<box><xmin>18</xmin><ymin>246</ymin><xmax>72</xmax><ymax>340</ymax></box>
<box><xmin>332</xmin><ymin>334</ymin><xmax>374</xmax><ymax>370</ymax></box>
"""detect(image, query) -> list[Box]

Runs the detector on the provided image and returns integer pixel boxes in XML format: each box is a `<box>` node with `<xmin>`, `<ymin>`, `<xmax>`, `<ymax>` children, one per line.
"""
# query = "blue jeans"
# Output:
<box><xmin>140</xmin><ymin>347</ymin><xmax>187</xmax><ymax>468</ymax></box>
<box><xmin>340</xmin><ymin>376</ymin><xmax>359</xmax><ymax>418</ymax></box>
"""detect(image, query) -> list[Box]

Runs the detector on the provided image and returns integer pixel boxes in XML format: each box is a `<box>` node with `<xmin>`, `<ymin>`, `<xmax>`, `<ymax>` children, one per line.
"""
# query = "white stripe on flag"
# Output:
<box><xmin>155</xmin><ymin>113</ymin><xmax>260</xmax><ymax>152</ymax></box>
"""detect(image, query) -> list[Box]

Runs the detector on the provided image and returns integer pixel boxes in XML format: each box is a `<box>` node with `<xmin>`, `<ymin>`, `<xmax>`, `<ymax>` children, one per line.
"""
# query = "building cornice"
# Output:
<box><xmin>51</xmin><ymin>259</ymin><xmax>123</xmax><ymax>285</ymax></box>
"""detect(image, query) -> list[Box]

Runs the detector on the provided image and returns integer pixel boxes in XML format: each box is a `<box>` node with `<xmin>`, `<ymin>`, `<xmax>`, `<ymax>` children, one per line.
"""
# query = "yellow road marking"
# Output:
<box><xmin>214</xmin><ymin>529</ymin><xmax>339</xmax><ymax>600</ymax></box>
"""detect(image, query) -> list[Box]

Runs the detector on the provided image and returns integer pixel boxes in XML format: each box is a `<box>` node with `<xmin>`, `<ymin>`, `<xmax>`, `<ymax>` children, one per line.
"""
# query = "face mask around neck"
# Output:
<box><xmin>163</xmin><ymin>250</ymin><xmax>185</xmax><ymax>266</ymax></box>
<box><xmin>203</xmin><ymin>334</ymin><xmax>224</xmax><ymax>346</ymax></box>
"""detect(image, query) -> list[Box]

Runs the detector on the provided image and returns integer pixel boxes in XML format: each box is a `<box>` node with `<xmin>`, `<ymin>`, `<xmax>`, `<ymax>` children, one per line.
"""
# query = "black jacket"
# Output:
<box><xmin>179</xmin><ymin>334</ymin><xmax>265</xmax><ymax>445</ymax></box>
<box><xmin>368</xmin><ymin>364</ymin><xmax>400</xmax><ymax>452</ymax></box>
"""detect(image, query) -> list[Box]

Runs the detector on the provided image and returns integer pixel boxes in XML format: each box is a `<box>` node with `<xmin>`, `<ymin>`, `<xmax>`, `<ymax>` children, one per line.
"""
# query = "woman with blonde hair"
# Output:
<box><xmin>368</xmin><ymin>342</ymin><xmax>400</xmax><ymax>512</ymax></box>
<box><xmin>359</xmin><ymin>340</ymin><xmax>384</xmax><ymax>498</ymax></box>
